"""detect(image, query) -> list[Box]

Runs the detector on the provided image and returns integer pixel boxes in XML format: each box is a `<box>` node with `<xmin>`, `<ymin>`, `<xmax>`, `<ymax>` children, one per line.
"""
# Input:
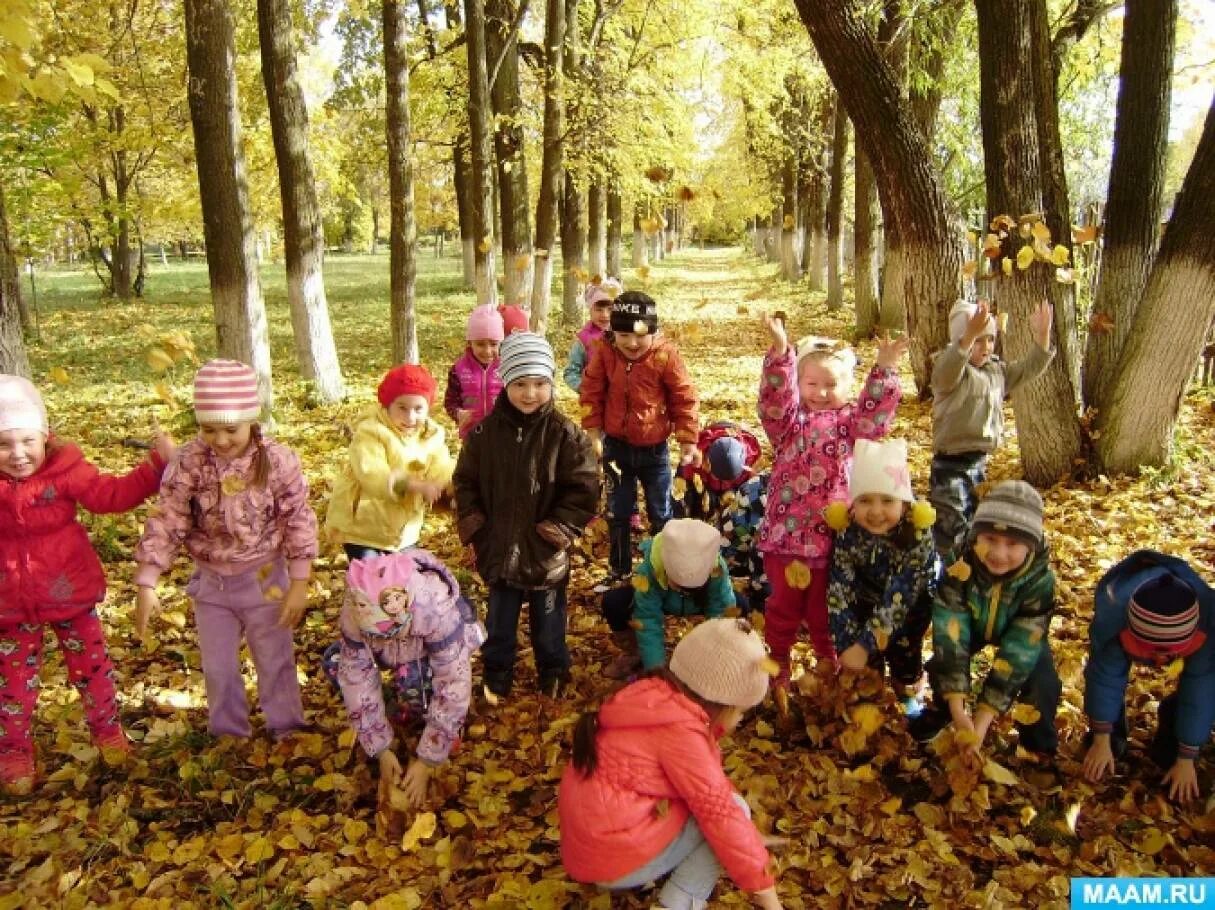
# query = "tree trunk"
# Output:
<box><xmin>1083</xmin><ymin>0</ymin><xmax>1176</xmax><ymax>412</ymax></box>
<box><xmin>258</xmin><ymin>0</ymin><xmax>345</xmax><ymax>398</ymax></box>
<box><xmin>632</xmin><ymin>203</ymin><xmax>647</xmax><ymax>268</ymax></box>
<box><xmin>1097</xmin><ymin>94</ymin><xmax>1215</xmax><ymax>472</ymax></box>
<box><xmin>487</xmin><ymin>0</ymin><xmax>533</xmax><ymax>309</ymax></box>
<box><xmin>464</xmin><ymin>0</ymin><xmax>498</xmax><ymax>306</ymax></box>
<box><xmin>559</xmin><ymin>0</ymin><xmax>583</xmax><ymax>324</ymax></box>
<box><xmin>853</xmin><ymin>146</ymin><xmax>880</xmax><ymax>335</ymax></box>
<box><xmin>976</xmin><ymin>0</ymin><xmax>1082</xmax><ymax>485</ymax></box>
<box><xmin>606</xmin><ymin>179</ymin><xmax>622</xmax><ymax>277</ymax></box>
<box><xmin>587</xmin><ymin>179</ymin><xmax>607</xmax><ymax>276</ymax></box>
<box><xmin>529</xmin><ymin>0</ymin><xmax>564</xmax><ymax>332</ymax></box>
<box><xmin>0</xmin><ymin>174</ymin><xmax>29</xmax><ymax>376</ymax></box>
<box><xmin>184</xmin><ymin>0</ymin><xmax>273</xmax><ymax>409</ymax></box>
<box><xmin>383</xmin><ymin>0</ymin><xmax>420</xmax><ymax>363</ymax></box>
<box><xmin>825</xmin><ymin>97</ymin><xmax>848</xmax><ymax>311</ymax></box>
<box><xmin>908</xmin><ymin>0</ymin><xmax>963</xmax><ymax>142</ymax></box>
<box><xmin>453</xmin><ymin>134</ymin><xmax>476</xmax><ymax>288</ymax></box>
<box><xmin>780</xmin><ymin>155</ymin><xmax>798</xmax><ymax>281</ymax></box>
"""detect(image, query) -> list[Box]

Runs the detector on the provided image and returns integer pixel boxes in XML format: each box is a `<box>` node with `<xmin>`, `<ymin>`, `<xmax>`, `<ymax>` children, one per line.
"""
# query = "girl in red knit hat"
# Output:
<box><xmin>134</xmin><ymin>360</ymin><xmax>317</xmax><ymax>743</ymax></box>
<box><xmin>0</xmin><ymin>375</ymin><xmax>173</xmax><ymax>795</ymax></box>
<box><xmin>325</xmin><ymin>362</ymin><xmax>454</xmax><ymax>561</ymax></box>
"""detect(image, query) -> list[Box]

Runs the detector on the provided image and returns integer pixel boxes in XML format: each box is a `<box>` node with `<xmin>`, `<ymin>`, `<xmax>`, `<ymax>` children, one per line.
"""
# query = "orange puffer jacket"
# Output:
<box><xmin>578</xmin><ymin>336</ymin><xmax>699</xmax><ymax>447</ymax></box>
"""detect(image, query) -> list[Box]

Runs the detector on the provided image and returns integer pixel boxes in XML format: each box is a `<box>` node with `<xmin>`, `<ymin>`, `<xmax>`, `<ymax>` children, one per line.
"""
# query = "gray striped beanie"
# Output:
<box><xmin>972</xmin><ymin>480</ymin><xmax>1044</xmax><ymax>547</ymax></box>
<box><xmin>499</xmin><ymin>332</ymin><xmax>556</xmax><ymax>385</ymax></box>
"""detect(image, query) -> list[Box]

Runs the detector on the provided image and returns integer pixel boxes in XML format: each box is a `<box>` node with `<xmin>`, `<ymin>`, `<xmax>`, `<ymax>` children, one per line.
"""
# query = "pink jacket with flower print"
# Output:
<box><xmin>134</xmin><ymin>436</ymin><xmax>318</xmax><ymax>585</ymax></box>
<box><xmin>756</xmin><ymin>350</ymin><xmax>900</xmax><ymax>562</ymax></box>
<box><xmin>334</xmin><ymin>549</ymin><xmax>483</xmax><ymax>765</ymax></box>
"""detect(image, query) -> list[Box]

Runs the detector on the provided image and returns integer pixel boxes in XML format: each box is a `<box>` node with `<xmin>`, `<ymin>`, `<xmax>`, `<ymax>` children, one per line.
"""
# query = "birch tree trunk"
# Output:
<box><xmin>184</xmin><ymin>0</ymin><xmax>273</xmax><ymax>409</ymax></box>
<box><xmin>258</xmin><ymin>0</ymin><xmax>345</xmax><ymax>397</ymax></box>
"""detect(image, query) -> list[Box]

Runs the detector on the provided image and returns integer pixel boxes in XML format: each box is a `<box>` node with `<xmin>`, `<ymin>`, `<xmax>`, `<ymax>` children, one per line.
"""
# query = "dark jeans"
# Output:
<box><xmin>602</xmin><ymin>586</ymin><xmax>637</xmax><ymax>633</ymax></box>
<box><xmin>921</xmin><ymin>642</ymin><xmax>1062</xmax><ymax>753</ymax></box>
<box><xmin>344</xmin><ymin>543</ymin><xmax>393</xmax><ymax>563</ymax></box>
<box><xmin>929</xmin><ymin>451</ymin><xmax>988</xmax><ymax>557</ymax></box>
<box><xmin>483</xmin><ymin>582</ymin><xmax>569</xmax><ymax>694</ymax></box>
<box><xmin>1096</xmin><ymin>692</ymin><xmax>1183</xmax><ymax>769</ymax></box>
<box><xmin>603</xmin><ymin>437</ymin><xmax>674</xmax><ymax>576</ymax></box>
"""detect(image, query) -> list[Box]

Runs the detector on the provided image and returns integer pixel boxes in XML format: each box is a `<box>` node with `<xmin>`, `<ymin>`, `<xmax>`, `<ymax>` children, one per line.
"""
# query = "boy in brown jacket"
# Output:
<box><xmin>579</xmin><ymin>291</ymin><xmax>701</xmax><ymax>581</ymax></box>
<box><xmin>454</xmin><ymin>333</ymin><xmax>599</xmax><ymax>699</ymax></box>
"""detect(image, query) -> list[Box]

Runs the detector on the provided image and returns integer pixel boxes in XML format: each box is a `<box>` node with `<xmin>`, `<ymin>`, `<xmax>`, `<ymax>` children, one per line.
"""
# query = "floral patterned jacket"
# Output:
<box><xmin>134</xmin><ymin>434</ymin><xmax>318</xmax><ymax>585</ymax></box>
<box><xmin>756</xmin><ymin>351</ymin><xmax>901</xmax><ymax>562</ymax></box>
<box><xmin>333</xmin><ymin>550</ymin><xmax>485</xmax><ymax>765</ymax></box>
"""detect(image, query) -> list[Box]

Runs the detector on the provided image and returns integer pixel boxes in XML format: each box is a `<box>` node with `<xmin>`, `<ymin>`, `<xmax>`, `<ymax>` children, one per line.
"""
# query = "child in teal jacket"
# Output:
<box><xmin>600</xmin><ymin>518</ymin><xmax>736</xmax><ymax>676</ymax></box>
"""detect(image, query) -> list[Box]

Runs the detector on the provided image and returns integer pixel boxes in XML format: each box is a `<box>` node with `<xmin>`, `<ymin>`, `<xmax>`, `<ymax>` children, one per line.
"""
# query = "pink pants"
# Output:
<box><xmin>0</xmin><ymin>609</ymin><xmax>125</xmax><ymax>759</ymax></box>
<box><xmin>762</xmin><ymin>554</ymin><xmax>837</xmax><ymax>675</ymax></box>
<box><xmin>188</xmin><ymin>561</ymin><xmax>305</xmax><ymax>738</ymax></box>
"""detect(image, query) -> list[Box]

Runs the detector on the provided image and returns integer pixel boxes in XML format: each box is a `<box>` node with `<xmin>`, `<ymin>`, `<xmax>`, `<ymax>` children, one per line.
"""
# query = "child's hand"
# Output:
<box><xmin>752</xmin><ymin>886</ymin><xmax>785</xmax><ymax>910</ymax></box>
<box><xmin>760</xmin><ymin>833</ymin><xmax>791</xmax><ymax>850</ymax></box>
<box><xmin>1163</xmin><ymin>758</ymin><xmax>1200</xmax><ymax>803</ymax></box>
<box><xmin>278</xmin><ymin>579</ymin><xmax>309</xmax><ymax>628</ymax></box>
<box><xmin>762</xmin><ymin>312</ymin><xmax>788</xmax><ymax>357</ymax></box>
<box><xmin>1082</xmin><ymin>734</ymin><xmax>1116</xmax><ymax>783</ymax></box>
<box><xmin>960</xmin><ymin>300</ymin><xmax>992</xmax><ymax>348</ymax></box>
<box><xmin>536</xmin><ymin>520</ymin><xmax>573</xmax><ymax>550</ymax></box>
<box><xmin>1028</xmin><ymin>299</ymin><xmax>1053</xmax><ymax>350</ymax></box>
<box><xmin>679</xmin><ymin>442</ymin><xmax>701</xmax><ymax>467</ymax></box>
<box><xmin>874</xmin><ymin>333</ymin><xmax>909</xmax><ymax>370</ymax></box>
<box><xmin>134</xmin><ymin>587</ymin><xmax>160</xmax><ymax>638</ymax></box>
<box><xmin>378</xmin><ymin>748</ymin><xmax>403</xmax><ymax>786</ymax></box>
<box><xmin>456</xmin><ymin>409</ymin><xmax>472</xmax><ymax>428</ymax></box>
<box><xmin>838</xmin><ymin>643</ymin><xmax>869</xmax><ymax>671</ymax></box>
<box><xmin>400</xmin><ymin>758</ymin><xmax>434</xmax><ymax>809</ymax></box>
<box><xmin>151</xmin><ymin>429</ymin><xmax>177</xmax><ymax>463</ymax></box>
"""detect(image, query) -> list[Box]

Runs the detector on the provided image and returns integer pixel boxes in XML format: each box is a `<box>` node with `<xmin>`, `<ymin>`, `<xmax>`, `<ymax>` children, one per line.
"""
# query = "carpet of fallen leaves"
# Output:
<box><xmin>4</xmin><ymin>249</ymin><xmax>1215</xmax><ymax>909</ymax></box>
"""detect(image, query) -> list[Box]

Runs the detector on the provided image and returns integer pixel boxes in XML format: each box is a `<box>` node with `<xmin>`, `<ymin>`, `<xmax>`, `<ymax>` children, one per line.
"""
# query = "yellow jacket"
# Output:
<box><xmin>325</xmin><ymin>407</ymin><xmax>455</xmax><ymax>551</ymax></box>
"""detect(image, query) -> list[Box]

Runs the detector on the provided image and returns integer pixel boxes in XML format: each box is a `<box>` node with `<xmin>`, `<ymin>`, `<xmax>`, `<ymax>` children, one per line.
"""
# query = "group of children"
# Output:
<box><xmin>2</xmin><ymin>285</ymin><xmax>1213</xmax><ymax>907</ymax></box>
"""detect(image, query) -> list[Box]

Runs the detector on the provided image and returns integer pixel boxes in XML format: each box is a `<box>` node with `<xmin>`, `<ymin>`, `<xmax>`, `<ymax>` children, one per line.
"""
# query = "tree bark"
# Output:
<box><xmin>258</xmin><ymin>0</ymin><xmax>345</xmax><ymax>398</ymax></box>
<box><xmin>606</xmin><ymin>179</ymin><xmax>622</xmax><ymax>277</ymax></box>
<box><xmin>530</xmin><ymin>0</ymin><xmax>564</xmax><ymax>331</ymax></box>
<box><xmin>853</xmin><ymin>146</ymin><xmax>880</xmax><ymax>335</ymax></box>
<box><xmin>780</xmin><ymin>154</ymin><xmax>799</xmax><ymax>282</ymax></box>
<box><xmin>184</xmin><ymin>0</ymin><xmax>273</xmax><ymax>408</ymax></box>
<box><xmin>1097</xmin><ymin>93</ymin><xmax>1215</xmax><ymax>472</ymax></box>
<box><xmin>383</xmin><ymin>0</ymin><xmax>420</xmax><ymax>363</ymax></box>
<box><xmin>1083</xmin><ymin>0</ymin><xmax>1176</xmax><ymax>412</ymax></box>
<box><xmin>825</xmin><ymin>97</ymin><xmax>848</xmax><ymax>311</ymax></box>
<box><xmin>632</xmin><ymin>202</ymin><xmax>647</xmax><ymax>268</ymax></box>
<box><xmin>559</xmin><ymin>0</ymin><xmax>583</xmax><ymax>324</ymax></box>
<box><xmin>464</xmin><ymin>0</ymin><xmax>498</xmax><ymax>306</ymax></box>
<box><xmin>976</xmin><ymin>0</ymin><xmax>1082</xmax><ymax>485</ymax></box>
<box><xmin>0</xmin><ymin>174</ymin><xmax>29</xmax><ymax>376</ymax></box>
<box><xmin>908</xmin><ymin>0</ymin><xmax>963</xmax><ymax>141</ymax></box>
<box><xmin>453</xmin><ymin>133</ymin><xmax>476</xmax><ymax>289</ymax></box>
<box><xmin>587</xmin><ymin>178</ymin><xmax>607</xmax><ymax>275</ymax></box>
<box><xmin>487</xmin><ymin>0</ymin><xmax>533</xmax><ymax>309</ymax></box>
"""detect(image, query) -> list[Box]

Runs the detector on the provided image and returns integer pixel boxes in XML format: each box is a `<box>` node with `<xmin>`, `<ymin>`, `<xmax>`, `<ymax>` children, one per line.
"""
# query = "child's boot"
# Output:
<box><xmin>604</xmin><ymin>632</ymin><xmax>642</xmax><ymax>680</ymax></box>
<box><xmin>0</xmin><ymin>751</ymin><xmax>36</xmax><ymax>797</ymax></box>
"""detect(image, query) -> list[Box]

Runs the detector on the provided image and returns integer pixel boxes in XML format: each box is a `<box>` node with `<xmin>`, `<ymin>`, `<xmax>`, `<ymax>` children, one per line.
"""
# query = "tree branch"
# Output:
<box><xmin>488</xmin><ymin>0</ymin><xmax>530</xmax><ymax>93</ymax></box>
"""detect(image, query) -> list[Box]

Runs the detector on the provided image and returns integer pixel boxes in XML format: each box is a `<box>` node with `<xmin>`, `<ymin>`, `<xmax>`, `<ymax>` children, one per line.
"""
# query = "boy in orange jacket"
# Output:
<box><xmin>579</xmin><ymin>291</ymin><xmax>700</xmax><ymax>581</ymax></box>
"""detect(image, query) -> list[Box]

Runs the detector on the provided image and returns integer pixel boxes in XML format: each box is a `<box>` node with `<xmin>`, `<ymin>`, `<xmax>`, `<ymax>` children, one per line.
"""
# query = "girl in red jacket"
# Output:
<box><xmin>559</xmin><ymin>617</ymin><xmax>785</xmax><ymax>909</ymax></box>
<box><xmin>0</xmin><ymin>375</ymin><xmax>173</xmax><ymax>795</ymax></box>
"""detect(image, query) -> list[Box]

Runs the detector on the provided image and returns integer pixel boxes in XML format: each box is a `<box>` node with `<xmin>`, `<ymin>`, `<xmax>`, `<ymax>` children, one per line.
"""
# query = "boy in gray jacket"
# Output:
<box><xmin>930</xmin><ymin>299</ymin><xmax>1053</xmax><ymax>555</ymax></box>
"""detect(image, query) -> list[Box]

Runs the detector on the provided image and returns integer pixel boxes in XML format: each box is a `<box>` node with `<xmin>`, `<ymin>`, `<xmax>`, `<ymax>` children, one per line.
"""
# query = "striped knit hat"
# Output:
<box><xmin>193</xmin><ymin>360</ymin><xmax>261</xmax><ymax>424</ymax></box>
<box><xmin>1121</xmin><ymin>574</ymin><xmax>1204</xmax><ymax>660</ymax></box>
<box><xmin>972</xmin><ymin>480</ymin><xmax>1043</xmax><ymax>548</ymax></box>
<box><xmin>499</xmin><ymin>332</ymin><xmax>555</xmax><ymax>385</ymax></box>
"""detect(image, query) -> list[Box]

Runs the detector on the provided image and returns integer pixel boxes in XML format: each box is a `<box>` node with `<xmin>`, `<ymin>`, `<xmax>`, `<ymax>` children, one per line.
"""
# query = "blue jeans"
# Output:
<box><xmin>482</xmin><ymin>582</ymin><xmax>569</xmax><ymax>694</ymax></box>
<box><xmin>603</xmin><ymin>437</ymin><xmax>674</xmax><ymax>576</ymax></box>
<box><xmin>929</xmin><ymin>452</ymin><xmax>987</xmax><ymax>558</ymax></box>
<box><xmin>599</xmin><ymin>792</ymin><xmax>751</xmax><ymax>909</ymax></box>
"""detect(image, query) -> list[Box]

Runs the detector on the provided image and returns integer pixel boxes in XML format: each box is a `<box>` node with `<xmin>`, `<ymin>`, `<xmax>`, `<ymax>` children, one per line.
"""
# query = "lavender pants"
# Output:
<box><xmin>188</xmin><ymin>560</ymin><xmax>305</xmax><ymax>738</ymax></box>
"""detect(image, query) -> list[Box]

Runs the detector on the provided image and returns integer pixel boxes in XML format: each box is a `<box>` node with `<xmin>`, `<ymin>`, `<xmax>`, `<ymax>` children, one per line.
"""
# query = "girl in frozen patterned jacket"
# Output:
<box><xmin>756</xmin><ymin>314</ymin><xmax>905</xmax><ymax>688</ymax></box>
<box><xmin>324</xmin><ymin>549</ymin><xmax>485</xmax><ymax>809</ymax></box>
<box><xmin>0</xmin><ymin>376</ymin><xmax>173</xmax><ymax>795</ymax></box>
<box><xmin>134</xmin><ymin>360</ymin><xmax>319</xmax><ymax>741</ymax></box>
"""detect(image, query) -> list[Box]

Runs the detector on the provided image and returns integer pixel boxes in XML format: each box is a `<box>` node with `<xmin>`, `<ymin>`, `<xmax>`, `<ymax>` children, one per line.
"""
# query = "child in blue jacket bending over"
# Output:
<box><xmin>600</xmin><ymin>518</ymin><xmax>735</xmax><ymax>678</ymax></box>
<box><xmin>1082</xmin><ymin>550</ymin><xmax>1215</xmax><ymax>803</ymax></box>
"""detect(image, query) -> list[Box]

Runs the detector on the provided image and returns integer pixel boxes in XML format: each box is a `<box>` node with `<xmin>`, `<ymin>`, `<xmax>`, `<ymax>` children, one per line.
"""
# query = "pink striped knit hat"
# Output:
<box><xmin>1121</xmin><ymin>574</ymin><xmax>1206</xmax><ymax>660</ymax></box>
<box><xmin>193</xmin><ymin>360</ymin><xmax>261</xmax><ymax>424</ymax></box>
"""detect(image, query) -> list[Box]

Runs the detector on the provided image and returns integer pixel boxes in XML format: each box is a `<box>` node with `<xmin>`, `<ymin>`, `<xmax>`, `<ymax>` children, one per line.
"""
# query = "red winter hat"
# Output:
<box><xmin>378</xmin><ymin>364</ymin><xmax>436</xmax><ymax>407</ymax></box>
<box><xmin>499</xmin><ymin>305</ymin><xmax>530</xmax><ymax>335</ymax></box>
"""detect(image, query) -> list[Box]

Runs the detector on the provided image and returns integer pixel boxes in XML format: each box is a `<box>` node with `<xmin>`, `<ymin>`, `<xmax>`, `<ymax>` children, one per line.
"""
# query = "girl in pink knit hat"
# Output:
<box><xmin>134</xmin><ymin>360</ymin><xmax>318</xmax><ymax>742</ymax></box>
<box><xmin>444</xmin><ymin>304</ymin><xmax>505</xmax><ymax>439</ymax></box>
<box><xmin>0</xmin><ymin>374</ymin><xmax>174</xmax><ymax>795</ymax></box>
